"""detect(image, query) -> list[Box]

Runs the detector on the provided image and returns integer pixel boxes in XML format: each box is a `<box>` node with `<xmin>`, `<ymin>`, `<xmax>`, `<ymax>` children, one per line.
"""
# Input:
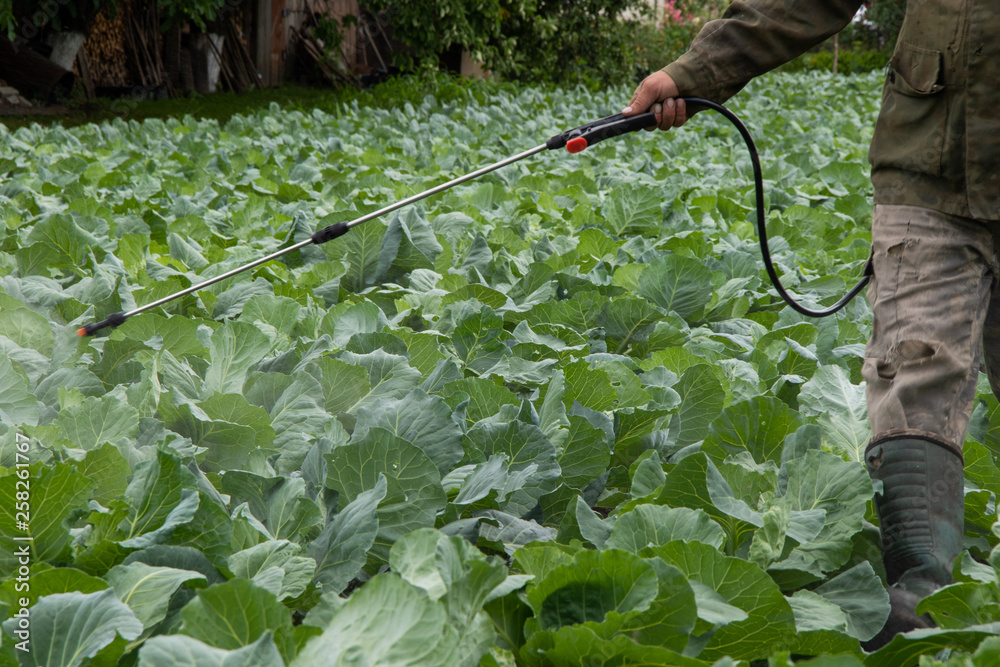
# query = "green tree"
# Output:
<box><xmin>502</xmin><ymin>0</ymin><xmax>651</xmax><ymax>85</ymax></box>
<box><xmin>364</xmin><ymin>0</ymin><xmax>650</xmax><ymax>85</ymax></box>
<box><xmin>865</xmin><ymin>0</ymin><xmax>905</xmax><ymax>50</ymax></box>
<box><xmin>157</xmin><ymin>0</ymin><xmax>226</xmax><ymax>30</ymax></box>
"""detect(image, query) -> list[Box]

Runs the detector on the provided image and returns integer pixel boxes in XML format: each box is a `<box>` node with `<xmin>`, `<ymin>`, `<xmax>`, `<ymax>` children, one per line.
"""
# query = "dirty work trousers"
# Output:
<box><xmin>863</xmin><ymin>204</ymin><xmax>1000</xmax><ymax>456</ymax></box>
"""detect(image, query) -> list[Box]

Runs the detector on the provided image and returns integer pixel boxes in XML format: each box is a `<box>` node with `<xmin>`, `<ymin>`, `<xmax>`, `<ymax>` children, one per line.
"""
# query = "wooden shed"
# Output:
<box><xmin>255</xmin><ymin>0</ymin><xmax>362</xmax><ymax>87</ymax></box>
<box><xmin>74</xmin><ymin>0</ymin><xmax>366</xmax><ymax>96</ymax></box>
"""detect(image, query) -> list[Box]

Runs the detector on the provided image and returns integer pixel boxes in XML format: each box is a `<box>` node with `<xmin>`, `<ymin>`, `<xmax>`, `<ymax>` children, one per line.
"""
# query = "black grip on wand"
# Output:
<box><xmin>546</xmin><ymin>111</ymin><xmax>657</xmax><ymax>153</ymax></box>
<box><xmin>77</xmin><ymin>311</ymin><xmax>128</xmax><ymax>337</ymax></box>
<box><xmin>311</xmin><ymin>221</ymin><xmax>351</xmax><ymax>244</ymax></box>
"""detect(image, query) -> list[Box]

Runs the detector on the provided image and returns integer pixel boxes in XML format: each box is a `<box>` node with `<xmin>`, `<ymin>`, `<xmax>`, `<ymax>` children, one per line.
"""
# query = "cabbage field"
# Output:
<box><xmin>3</xmin><ymin>71</ymin><xmax>1000</xmax><ymax>666</ymax></box>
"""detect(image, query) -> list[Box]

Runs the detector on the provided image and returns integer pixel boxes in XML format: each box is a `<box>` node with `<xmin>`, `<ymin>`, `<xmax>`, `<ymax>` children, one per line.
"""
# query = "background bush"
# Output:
<box><xmin>364</xmin><ymin>0</ymin><xmax>651</xmax><ymax>87</ymax></box>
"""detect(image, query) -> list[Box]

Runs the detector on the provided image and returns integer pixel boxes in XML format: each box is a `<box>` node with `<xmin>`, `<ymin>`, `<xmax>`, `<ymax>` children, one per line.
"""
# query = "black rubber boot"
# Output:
<box><xmin>860</xmin><ymin>437</ymin><xmax>965</xmax><ymax>652</ymax></box>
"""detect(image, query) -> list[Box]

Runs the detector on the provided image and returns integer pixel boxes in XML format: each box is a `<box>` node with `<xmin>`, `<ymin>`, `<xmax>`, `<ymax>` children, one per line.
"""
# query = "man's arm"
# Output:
<box><xmin>626</xmin><ymin>0</ymin><xmax>865</xmax><ymax>129</ymax></box>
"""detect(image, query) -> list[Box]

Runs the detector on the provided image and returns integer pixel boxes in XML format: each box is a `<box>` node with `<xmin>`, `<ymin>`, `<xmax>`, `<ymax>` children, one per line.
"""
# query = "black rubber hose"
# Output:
<box><xmin>683</xmin><ymin>97</ymin><xmax>869</xmax><ymax>318</ymax></box>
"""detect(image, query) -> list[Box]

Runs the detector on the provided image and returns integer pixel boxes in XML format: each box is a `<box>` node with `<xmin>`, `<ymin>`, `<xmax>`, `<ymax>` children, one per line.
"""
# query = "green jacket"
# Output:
<box><xmin>664</xmin><ymin>0</ymin><xmax>1000</xmax><ymax>221</ymax></box>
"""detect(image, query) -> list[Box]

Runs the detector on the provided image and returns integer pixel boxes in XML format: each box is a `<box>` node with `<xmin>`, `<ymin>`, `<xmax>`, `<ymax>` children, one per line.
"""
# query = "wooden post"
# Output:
<box><xmin>833</xmin><ymin>34</ymin><xmax>839</xmax><ymax>74</ymax></box>
<box><xmin>330</xmin><ymin>0</ymin><xmax>358</xmax><ymax>71</ymax></box>
<box><xmin>164</xmin><ymin>24</ymin><xmax>181</xmax><ymax>91</ymax></box>
<box><xmin>255</xmin><ymin>0</ymin><xmax>271</xmax><ymax>85</ymax></box>
<box><xmin>270</xmin><ymin>0</ymin><xmax>286</xmax><ymax>85</ymax></box>
<box><xmin>76</xmin><ymin>48</ymin><xmax>96</xmax><ymax>99</ymax></box>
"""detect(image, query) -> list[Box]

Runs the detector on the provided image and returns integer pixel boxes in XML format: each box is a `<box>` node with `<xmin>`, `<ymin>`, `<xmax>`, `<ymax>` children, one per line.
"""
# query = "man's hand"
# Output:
<box><xmin>623</xmin><ymin>71</ymin><xmax>688</xmax><ymax>131</ymax></box>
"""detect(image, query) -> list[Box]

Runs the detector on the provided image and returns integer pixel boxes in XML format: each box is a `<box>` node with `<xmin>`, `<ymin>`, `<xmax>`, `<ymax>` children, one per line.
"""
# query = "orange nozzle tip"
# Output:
<box><xmin>77</xmin><ymin>328</ymin><xmax>87</xmax><ymax>337</ymax></box>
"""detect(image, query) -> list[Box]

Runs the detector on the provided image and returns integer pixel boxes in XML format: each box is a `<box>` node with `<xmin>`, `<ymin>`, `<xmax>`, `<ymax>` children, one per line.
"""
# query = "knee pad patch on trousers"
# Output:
<box><xmin>872</xmin><ymin>339</ymin><xmax>938</xmax><ymax>380</ymax></box>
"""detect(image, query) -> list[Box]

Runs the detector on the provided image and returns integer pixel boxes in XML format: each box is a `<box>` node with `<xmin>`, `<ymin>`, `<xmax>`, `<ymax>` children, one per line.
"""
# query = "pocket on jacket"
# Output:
<box><xmin>868</xmin><ymin>43</ymin><xmax>948</xmax><ymax>177</ymax></box>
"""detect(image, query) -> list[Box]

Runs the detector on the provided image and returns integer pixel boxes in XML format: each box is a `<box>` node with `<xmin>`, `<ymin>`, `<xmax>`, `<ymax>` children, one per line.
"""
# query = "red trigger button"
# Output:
<box><xmin>566</xmin><ymin>137</ymin><xmax>588</xmax><ymax>153</ymax></box>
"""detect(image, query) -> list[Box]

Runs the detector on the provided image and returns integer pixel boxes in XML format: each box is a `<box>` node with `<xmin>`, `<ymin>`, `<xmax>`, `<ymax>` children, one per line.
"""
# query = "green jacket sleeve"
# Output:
<box><xmin>664</xmin><ymin>0</ymin><xmax>865</xmax><ymax>103</ymax></box>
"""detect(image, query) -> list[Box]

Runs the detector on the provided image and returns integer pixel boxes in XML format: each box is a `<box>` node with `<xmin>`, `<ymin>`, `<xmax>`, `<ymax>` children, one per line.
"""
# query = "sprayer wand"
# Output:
<box><xmin>77</xmin><ymin>142</ymin><xmax>552</xmax><ymax>336</ymax></box>
<box><xmin>78</xmin><ymin>99</ymin><xmax>868</xmax><ymax>337</ymax></box>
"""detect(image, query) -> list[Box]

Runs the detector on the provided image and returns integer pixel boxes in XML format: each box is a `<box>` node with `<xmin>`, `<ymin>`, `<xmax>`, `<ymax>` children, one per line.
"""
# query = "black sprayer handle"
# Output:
<box><xmin>546</xmin><ymin>111</ymin><xmax>658</xmax><ymax>153</ymax></box>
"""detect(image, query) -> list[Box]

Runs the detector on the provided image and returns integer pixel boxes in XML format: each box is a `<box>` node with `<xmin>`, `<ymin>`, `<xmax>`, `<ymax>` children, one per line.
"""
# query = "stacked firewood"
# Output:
<box><xmin>83</xmin><ymin>6</ymin><xmax>129</xmax><ymax>87</ymax></box>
